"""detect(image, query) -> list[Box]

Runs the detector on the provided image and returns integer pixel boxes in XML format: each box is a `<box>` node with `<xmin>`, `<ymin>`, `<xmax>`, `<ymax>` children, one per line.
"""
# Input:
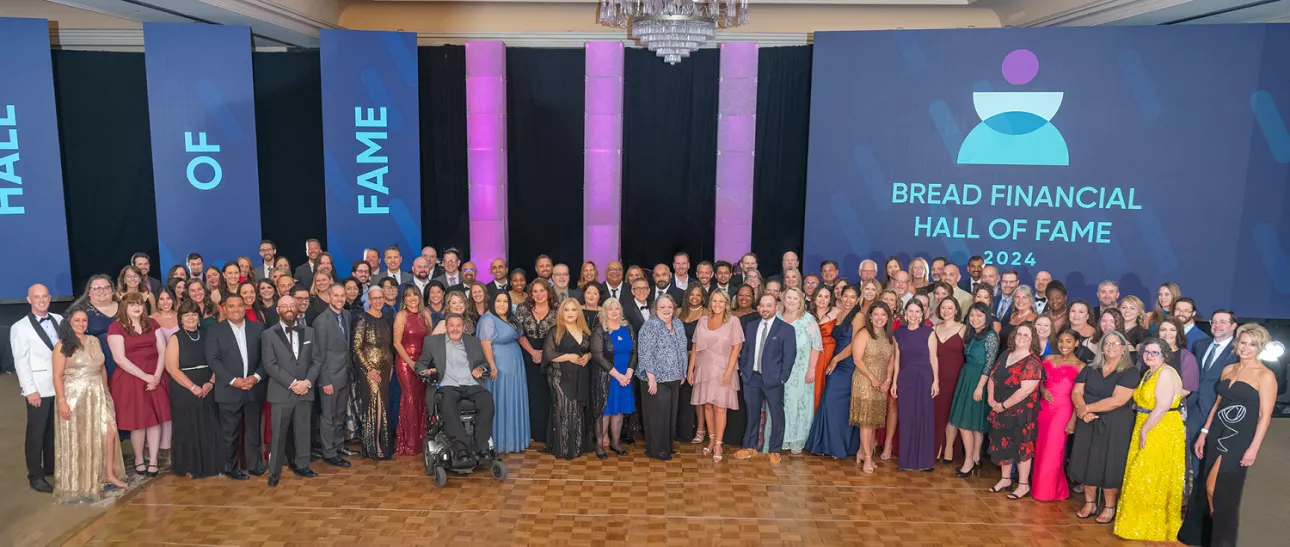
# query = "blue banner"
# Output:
<box><xmin>805</xmin><ymin>25</ymin><xmax>1290</xmax><ymax>319</ymax></box>
<box><xmin>0</xmin><ymin>18</ymin><xmax>73</xmax><ymax>299</ymax></box>
<box><xmin>144</xmin><ymin>23</ymin><xmax>262</xmax><ymax>269</ymax></box>
<box><xmin>320</xmin><ymin>29</ymin><xmax>421</xmax><ymax>269</ymax></box>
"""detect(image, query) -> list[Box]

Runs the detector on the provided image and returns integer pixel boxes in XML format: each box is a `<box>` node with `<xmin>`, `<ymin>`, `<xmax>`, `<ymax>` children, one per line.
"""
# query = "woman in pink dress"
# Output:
<box><xmin>392</xmin><ymin>285</ymin><xmax>433</xmax><ymax>456</ymax></box>
<box><xmin>1033</xmin><ymin>329</ymin><xmax>1083</xmax><ymax>501</ymax></box>
<box><xmin>687</xmin><ymin>291</ymin><xmax>745</xmax><ymax>462</ymax></box>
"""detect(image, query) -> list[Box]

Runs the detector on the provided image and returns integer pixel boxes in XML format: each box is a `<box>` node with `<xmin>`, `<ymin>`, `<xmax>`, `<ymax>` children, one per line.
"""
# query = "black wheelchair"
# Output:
<box><xmin>420</xmin><ymin>372</ymin><xmax>507</xmax><ymax>488</ymax></box>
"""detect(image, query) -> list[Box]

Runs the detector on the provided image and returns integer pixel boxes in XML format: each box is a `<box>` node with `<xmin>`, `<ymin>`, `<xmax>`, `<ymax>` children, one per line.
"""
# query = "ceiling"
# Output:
<box><xmin>12</xmin><ymin>0</ymin><xmax>1290</xmax><ymax>50</ymax></box>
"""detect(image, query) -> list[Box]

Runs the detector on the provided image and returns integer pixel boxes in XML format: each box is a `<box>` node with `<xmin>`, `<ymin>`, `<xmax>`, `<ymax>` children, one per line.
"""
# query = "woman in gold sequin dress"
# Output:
<box><xmin>849</xmin><ymin>302</ymin><xmax>895</xmax><ymax>473</ymax></box>
<box><xmin>1115</xmin><ymin>337</ymin><xmax>1185</xmax><ymax>541</ymax></box>
<box><xmin>352</xmin><ymin>287</ymin><xmax>394</xmax><ymax>460</ymax></box>
<box><xmin>52</xmin><ymin>309</ymin><xmax>127</xmax><ymax>502</ymax></box>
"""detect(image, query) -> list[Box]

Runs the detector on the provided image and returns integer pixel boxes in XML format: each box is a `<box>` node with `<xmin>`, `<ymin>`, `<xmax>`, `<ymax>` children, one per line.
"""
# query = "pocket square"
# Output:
<box><xmin>303</xmin><ymin>341</ymin><xmax>312</xmax><ymax>345</ymax></box>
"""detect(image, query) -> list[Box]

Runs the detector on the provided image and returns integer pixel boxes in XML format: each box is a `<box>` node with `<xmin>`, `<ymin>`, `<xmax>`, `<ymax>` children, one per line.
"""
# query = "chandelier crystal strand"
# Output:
<box><xmin>599</xmin><ymin>0</ymin><xmax>749</xmax><ymax>64</ymax></box>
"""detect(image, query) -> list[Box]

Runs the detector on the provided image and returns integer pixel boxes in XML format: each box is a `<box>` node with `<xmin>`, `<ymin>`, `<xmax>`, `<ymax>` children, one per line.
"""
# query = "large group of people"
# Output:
<box><xmin>10</xmin><ymin>242</ymin><xmax>1279</xmax><ymax>546</ymax></box>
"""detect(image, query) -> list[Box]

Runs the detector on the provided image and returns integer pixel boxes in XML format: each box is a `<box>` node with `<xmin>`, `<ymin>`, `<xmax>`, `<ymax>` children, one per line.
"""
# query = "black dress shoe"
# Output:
<box><xmin>29</xmin><ymin>477</ymin><xmax>54</xmax><ymax>493</ymax></box>
<box><xmin>292</xmin><ymin>467</ymin><xmax>318</xmax><ymax>478</ymax></box>
<box><xmin>224</xmin><ymin>470</ymin><xmax>249</xmax><ymax>481</ymax></box>
<box><xmin>247</xmin><ymin>468</ymin><xmax>266</xmax><ymax>477</ymax></box>
<box><xmin>596</xmin><ymin>449</ymin><xmax>608</xmax><ymax>460</ymax></box>
<box><xmin>338</xmin><ymin>447</ymin><xmax>358</xmax><ymax>457</ymax></box>
<box><xmin>611</xmin><ymin>446</ymin><xmax>628</xmax><ymax>456</ymax></box>
<box><xmin>267</xmin><ymin>475</ymin><xmax>280</xmax><ymax>487</ymax></box>
<box><xmin>323</xmin><ymin>456</ymin><xmax>351</xmax><ymax>468</ymax></box>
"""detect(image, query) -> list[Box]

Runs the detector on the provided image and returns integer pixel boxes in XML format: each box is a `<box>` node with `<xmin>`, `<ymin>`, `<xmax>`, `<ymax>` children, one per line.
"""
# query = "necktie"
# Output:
<box><xmin>611</xmin><ymin>287</ymin><xmax>619</xmax><ymax>299</ymax></box>
<box><xmin>1202</xmin><ymin>342</ymin><xmax>1218</xmax><ymax>370</ymax></box>
<box><xmin>337</xmin><ymin>313</ymin><xmax>346</xmax><ymax>338</ymax></box>
<box><xmin>756</xmin><ymin>321</ymin><xmax>770</xmax><ymax>373</ymax></box>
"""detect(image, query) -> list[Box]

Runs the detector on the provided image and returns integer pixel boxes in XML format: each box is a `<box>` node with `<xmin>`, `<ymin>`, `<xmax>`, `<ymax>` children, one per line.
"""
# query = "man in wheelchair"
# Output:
<box><xmin>413</xmin><ymin>313</ymin><xmax>496</xmax><ymax>466</ymax></box>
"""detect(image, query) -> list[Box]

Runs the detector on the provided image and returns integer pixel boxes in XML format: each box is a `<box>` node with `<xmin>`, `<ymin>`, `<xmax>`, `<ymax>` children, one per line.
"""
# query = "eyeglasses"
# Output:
<box><xmin>463</xmin><ymin>268</ymin><xmax>475</xmax><ymax>273</ymax></box>
<box><xmin>1104</xmin><ymin>341</ymin><xmax>1124</xmax><ymax>347</ymax></box>
<box><xmin>1142</xmin><ymin>350</ymin><xmax>1162</xmax><ymax>357</ymax></box>
<box><xmin>90</xmin><ymin>286</ymin><xmax>111</xmax><ymax>291</ymax></box>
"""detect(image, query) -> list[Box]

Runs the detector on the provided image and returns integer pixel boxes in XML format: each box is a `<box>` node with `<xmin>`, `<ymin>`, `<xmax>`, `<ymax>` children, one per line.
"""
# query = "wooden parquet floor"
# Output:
<box><xmin>58</xmin><ymin>443</ymin><xmax>1160</xmax><ymax>546</ymax></box>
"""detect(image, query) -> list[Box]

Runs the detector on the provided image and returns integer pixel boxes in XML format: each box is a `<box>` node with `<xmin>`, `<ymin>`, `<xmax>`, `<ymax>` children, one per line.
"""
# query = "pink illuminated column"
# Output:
<box><xmin>714</xmin><ymin>42</ymin><xmax>758</xmax><ymax>262</ymax></box>
<box><xmin>466</xmin><ymin>40</ymin><xmax>508</xmax><ymax>279</ymax></box>
<box><xmin>584</xmin><ymin>41</ymin><xmax>625</xmax><ymax>269</ymax></box>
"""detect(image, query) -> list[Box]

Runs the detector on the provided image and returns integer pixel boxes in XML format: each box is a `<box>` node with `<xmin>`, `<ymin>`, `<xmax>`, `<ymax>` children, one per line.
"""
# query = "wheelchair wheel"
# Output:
<box><xmin>432</xmin><ymin>466</ymin><xmax>448</xmax><ymax>488</ymax></box>
<box><xmin>491</xmin><ymin>460</ymin><xmax>507</xmax><ymax>481</ymax></box>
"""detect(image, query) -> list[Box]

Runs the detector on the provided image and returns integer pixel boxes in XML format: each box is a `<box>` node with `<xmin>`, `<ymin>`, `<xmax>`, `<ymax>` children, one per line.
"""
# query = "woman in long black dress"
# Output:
<box><xmin>726</xmin><ymin>285</ymin><xmax>759</xmax><ymax>445</ymax></box>
<box><xmin>677</xmin><ymin>284</ymin><xmax>706</xmax><ymax>444</ymax></box>
<box><xmin>542</xmin><ymin>298</ymin><xmax>591</xmax><ymax>460</ymax></box>
<box><xmin>516</xmin><ymin>281</ymin><xmax>556</xmax><ymax>444</ymax></box>
<box><xmin>1180</xmin><ymin>324</ymin><xmax>1278</xmax><ymax>547</ymax></box>
<box><xmin>1069</xmin><ymin>331</ymin><xmax>1140</xmax><ymax>524</ymax></box>
<box><xmin>352</xmin><ymin>287</ymin><xmax>394</xmax><ymax>460</ymax></box>
<box><xmin>163</xmin><ymin>302</ymin><xmax>222</xmax><ymax>478</ymax></box>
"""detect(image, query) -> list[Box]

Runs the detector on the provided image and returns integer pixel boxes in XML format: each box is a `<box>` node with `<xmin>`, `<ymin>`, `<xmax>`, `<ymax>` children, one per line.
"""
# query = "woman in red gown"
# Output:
<box><xmin>810</xmin><ymin>287</ymin><xmax>839</xmax><ymax>409</ymax></box>
<box><xmin>392</xmin><ymin>285</ymin><xmax>432</xmax><ymax>456</ymax></box>
<box><xmin>106</xmin><ymin>292</ymin><xmax>171</xmax><ymax>476</ymax></box>
<box><xmin>932</xmin><ymin>297</ymin><xmax>966</xmax><ymax>464</ymax></box>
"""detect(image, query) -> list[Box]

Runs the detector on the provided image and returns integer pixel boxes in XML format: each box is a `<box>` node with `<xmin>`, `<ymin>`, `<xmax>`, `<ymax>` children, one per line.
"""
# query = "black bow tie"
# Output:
<box><xmin>640</xmin><ymin>305</ymin><xmax>648</xmax><ymax>310</ymax></box>
<box><xmin>38</xmin><ymin>316</ymin><xmax>51</xmax><ymax>323</ymax></box>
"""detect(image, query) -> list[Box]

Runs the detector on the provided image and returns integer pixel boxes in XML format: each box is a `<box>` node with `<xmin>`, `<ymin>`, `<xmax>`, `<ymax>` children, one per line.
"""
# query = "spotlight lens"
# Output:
<box><xmin>1259</xmin><ymin>341</ymin><xmax>1285</xmax><ymax>362</ymax></box>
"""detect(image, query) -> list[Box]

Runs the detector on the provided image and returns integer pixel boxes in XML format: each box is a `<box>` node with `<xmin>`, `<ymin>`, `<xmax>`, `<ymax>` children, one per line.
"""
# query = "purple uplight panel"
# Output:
<box><xmin>466</xmin><ymin>40</ymin><xmax>507</xmax><ymax>280</ymax></box>
<box><xmin>714</xmin><ymin>42</ymin><xmax>758</xmax><ymax>263</ymax></box>
<box><xmin>584</xmin><ymin>41</ymin><xmax>625</xmax><ymax>270</ymax></box>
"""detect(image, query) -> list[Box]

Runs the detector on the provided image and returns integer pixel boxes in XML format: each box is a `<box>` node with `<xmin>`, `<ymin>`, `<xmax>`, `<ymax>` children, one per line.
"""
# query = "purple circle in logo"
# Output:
<box><xmin>1001</xmin><ymin>49</ymin><xmax>1039</xmax><ymax>85</ymax></box>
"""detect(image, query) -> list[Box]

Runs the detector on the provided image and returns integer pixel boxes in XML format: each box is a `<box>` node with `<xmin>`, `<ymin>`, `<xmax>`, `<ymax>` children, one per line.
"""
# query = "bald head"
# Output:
<box><xmin>942</xmin><ymin>264</ymin><xmax>961</xmax><ymax>285</ymax></box>
<box><xmin>27</xmin><ymin>284</ymin><xmax>51</xmax><ymax>315</ymax></box>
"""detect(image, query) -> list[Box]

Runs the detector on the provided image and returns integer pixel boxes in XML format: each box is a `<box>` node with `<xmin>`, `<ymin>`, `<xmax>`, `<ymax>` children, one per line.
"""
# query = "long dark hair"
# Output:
<box><xmin>865</xmin><ymin>301</ymin><xmax>895</xmax><ymax>342</ymax></box>
<box><xmin>490</xmin><ymin>290</ymin><xmax>517</xmax><ymax>328</ymax></box>
<box><xmin>57</xmin><ymin>308</ymin><xmax>88</xmax><ymax>358</ymax></box>
<box><xmin>963</xmin><ymin>302</ymin><xmax>994</xmax><ymax>345</ymax></box>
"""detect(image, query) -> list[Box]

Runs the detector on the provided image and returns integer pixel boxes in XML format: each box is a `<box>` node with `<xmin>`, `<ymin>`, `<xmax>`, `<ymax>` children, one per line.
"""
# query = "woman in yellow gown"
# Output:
<box><xmin>1114</xmin><ymin>337</ymin><xmax>1185</xmax><ymax>540</ymax></box>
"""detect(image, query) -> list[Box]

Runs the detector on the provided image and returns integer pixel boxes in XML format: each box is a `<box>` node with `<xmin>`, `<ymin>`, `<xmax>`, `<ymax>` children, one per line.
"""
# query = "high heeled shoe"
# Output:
<box><xmin>691</xmin><ymin>430</ymin><xmax>708</xmax><ymax>444</ymax></box>
<box><xmin>712</xmin><ymin>442</ymin><xmax>724</xmax><ymax>463</ymax></box>
<box><xmin>955</xmin><ymin>462</ymin><xmax>976</xmax><ymax>478</ymax></box>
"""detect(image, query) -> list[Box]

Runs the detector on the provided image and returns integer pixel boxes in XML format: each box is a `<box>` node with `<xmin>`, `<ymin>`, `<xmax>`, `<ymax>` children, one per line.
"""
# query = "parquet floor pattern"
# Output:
<box><xmin>60</xmin><ymin>443</ymin><xmax>1160</xmax><ymax>546</ymax></box>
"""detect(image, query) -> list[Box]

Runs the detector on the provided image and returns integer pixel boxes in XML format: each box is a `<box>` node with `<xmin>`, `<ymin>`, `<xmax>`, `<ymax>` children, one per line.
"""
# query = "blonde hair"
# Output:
<box><xmin>1120</xmin><ymin>295</ymin><xmax>1146</xmax><ymax>328</ymax></box>
<box><xmin>909</xmin><ymin>257</ymin><xmax>930</xmax><ymax>283</ymax></box>
<box><xmin>599</xmin><ymin>297</ymin><xmax>627</xmax><ymax>330</ymax></box>
<box><xmin>555</xmin><ymin>298</ymin><xmax>590</xmax><ymax>341</ymax></box>
<box><xmin>707</xmin><ymin>290</ymin><xmax>732</xmax><ymax>325</ymax></box>
<box><xmin>781</xmin><ymin>287</ymin><xmax>807</xmax><ymax>317</ymax></box>
<box><xmin>1235</xmin><ymin>323</ymin><xmax>1270</xmax><ymax>352</ymax></box>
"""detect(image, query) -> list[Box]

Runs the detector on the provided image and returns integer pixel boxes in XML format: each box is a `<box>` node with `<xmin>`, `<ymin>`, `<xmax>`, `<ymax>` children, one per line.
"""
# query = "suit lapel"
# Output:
<box><xmin>27</xmin><ymin>314</ymin><xmax>56</xmax><ymax>351</ymax></box>
<box><xmin>273</xmin><ymin>325</ymin><xmax>298</xmax><ymax>364</ymax></box>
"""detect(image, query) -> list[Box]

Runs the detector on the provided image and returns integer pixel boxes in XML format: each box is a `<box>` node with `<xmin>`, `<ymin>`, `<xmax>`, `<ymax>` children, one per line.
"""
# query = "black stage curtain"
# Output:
<box><xmin>751</xmin><ymin>46</ymin><xmax>813</xmax><ymax>279</ymax></box>
<box><xmin>506</xmin><ymin>48</ymin><xmax>586</xmax><ymax>272</ymax></box>
<box><xmin>52</xmin><ymin>51</ymin><xmax>158</xmax><ymax>292</ymax></box>
<box><xmin>621</xmin><ymin>48</ymin><xmax>719</xmax><ymax>268</ymax></box>
<box><xmin>252</xmin><ymin>51</ymin><xmax>326</xmax><ymax>270</ymax></box>
<box><xmin>419</xmin><ymin>46</ymin><xmax>471</xmax><ymax>257</ymax></box>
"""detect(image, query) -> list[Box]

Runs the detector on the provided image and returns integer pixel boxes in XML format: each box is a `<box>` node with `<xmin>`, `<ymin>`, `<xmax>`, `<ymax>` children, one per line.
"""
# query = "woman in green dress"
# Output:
<box><xmin>949</xmin><ymin>303</ymin><xmax>998</xmax><ymax>477</ymax></box>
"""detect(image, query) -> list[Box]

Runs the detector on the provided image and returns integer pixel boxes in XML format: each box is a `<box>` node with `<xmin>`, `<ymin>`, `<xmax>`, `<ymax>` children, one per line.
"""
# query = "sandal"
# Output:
<box><xmin>146</xmin><ymin>465</ymin><xmax>159</xmax><ymax>478</ymax></box>
<box><xmin>988</xmin><ymin>479</ymin><xmax>1013</xmax><ymax>493</ymax></box>
<box><xmin>135</xmin><ymin>464</ymin><xmax>147</xmax><ymax>476</ymax></box>
<box><xmin>1095</xmin><ymin>506</ymin><xmax>1117</xmax><ymax>525</ymax></box>
<box><xmin>862</xmin><ymin>460</ymin><xmax>875</xmax><ymax>474</ymax></box>
<box><xmin>712</xmin><ymin>442</ymin><xmax>724</xmax><ymax>463</ymax></box>
<box><xmin>1008</xmin><ymin>482</ymin><xmax>1031</xmax><ymax>500</ymax></box>
<box><xmin>691</xmin><ymin>430</ymin><xmax>708</xmax><ymax>444</ymax></box>
<box><xmin>1076</xmin><ymin>502</ymin><xmax>1098</xmax><ymax>519</ymax></box>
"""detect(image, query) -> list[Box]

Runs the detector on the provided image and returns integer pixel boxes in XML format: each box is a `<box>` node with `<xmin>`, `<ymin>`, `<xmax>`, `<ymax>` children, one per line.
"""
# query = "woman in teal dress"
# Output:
<box><xmin>479</xmin><ymin>291</ymin><xmax>530</xmax><ymax>453</ymax></box>
<box><xmin>765</xmin><ymin>288</ymin><xmax>822</xmax><ymax>453</ymax></box>
<box><xmin>949</xmin><ymin>303</ymin><xmax>998</xmax><ymax>476</ymax></box>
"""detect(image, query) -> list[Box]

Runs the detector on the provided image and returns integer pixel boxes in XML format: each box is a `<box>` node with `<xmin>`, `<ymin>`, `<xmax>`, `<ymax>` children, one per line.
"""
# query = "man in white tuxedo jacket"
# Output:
<box><xmin>10</xmin><ymin>284</ymin><xmax>61</xmax><ymax>493</ymax></box>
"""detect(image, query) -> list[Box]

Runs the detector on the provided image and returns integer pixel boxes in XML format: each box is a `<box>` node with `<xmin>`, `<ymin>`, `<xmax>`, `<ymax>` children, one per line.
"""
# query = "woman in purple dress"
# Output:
<box><xmin>891</xmin><ymin>300</ymin><xmax>939</xmax><ymax>471</ymax></box>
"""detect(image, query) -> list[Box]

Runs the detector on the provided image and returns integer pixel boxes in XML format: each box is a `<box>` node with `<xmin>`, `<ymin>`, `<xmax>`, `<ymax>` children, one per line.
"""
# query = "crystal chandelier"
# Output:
<box><xmin>599</xmin><ymin>0</ymin><xmax>750</xmax><ymax>65</ymax></box>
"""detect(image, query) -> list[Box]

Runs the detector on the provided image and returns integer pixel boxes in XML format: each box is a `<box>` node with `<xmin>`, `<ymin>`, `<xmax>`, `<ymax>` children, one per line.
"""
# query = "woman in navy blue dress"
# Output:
<box><xmin>590</xmin><ymin>298</ymin><xmax>636</xmax><ymax>458</ymax></box>
<box><xmin>892</xmin><ymin>300</ymin><xmax>939</xmax><ymax>471</ymax></box>
<box><xmin>805</xmin><ymin>286</ymin><xmax>861</xmax><ymax>459</ymax></box>
<box><xmin>479</xmin><ymin>291</ymin><xmax>530</xmax><ymax>453</ymax></box>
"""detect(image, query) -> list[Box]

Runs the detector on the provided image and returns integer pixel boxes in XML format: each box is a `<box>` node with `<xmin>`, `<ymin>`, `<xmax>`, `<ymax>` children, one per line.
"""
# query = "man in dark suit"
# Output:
<box><xmin>959</xmin><ymin>255</ymin><xmax>985</xmax><ymax>293</ymax></box>
<box><xmin>650</xmin><ymin>264</ymin><xmax>684</xmax><ymax>306</ymax></box>
<box><xmin>294</xmin><ymin>238</ymin><xmax>322</xmax><ymax>288</ymax></box>
<box><xmin>131</xmin><ymin>253</ymin><xmax>163</xmax><ymax>297</ymax></box>
<box><xmin>622</xmin><ymin>279</ymin><xmax>653</xmax><ymax>332</ymax></box>
<box><xmin>206</xmin><ymin>294</ymin><xmax>266</xmax><ymax>480</ymax></box>
<box><xmin>260</xmin><ymin>295</ymin><xmax>322</xmax><ymax>486</ymax></box>
<box><xmin>255</xmin><ymin>240</ymin><xmax>277</xmax><ymax>281</ymax></box>
<box><xmin>693</xmin><ymin>261</ymin><xmax>715</xmax><ymax>303</ymax></box>
<box><xmin>486</xmin><ymin>258</ymin><xmax>509</xmax><ymax>298</ymax></box>
<box><xmin>712</xmin><ymin>261</ymin><xmax>736</xmax><ymax>299</ymax></box>
<box><xmin>1173</xmin><ymin>298</ymin><xmax>1210</xmax><ymax>352</ymax></box>
<box><xmin>431</xmin><ymin>248</ymin><xmax>466</xmax><ymax>293</ymax></box>
<box><xmin>600</xmin><ymin>260</ymin><xmax>627</xmax><ymax>302</ymax></box>
<box><xmin>1092</xmin><ymin>280</ymin><xmax>1120</xmax><ymax>320</ymax></box>
<box><xmin>414</xmin><ymin>313</ymin><xmax>495</xmax><ymax>459</ymax></box>
<box><xmin>373</xmin><ymin>245</ymin><xmax>410</xmax><ymax>286</ymax></box>
<box><xmin>551</xmin><ymin>264</ymin><xmax>582</xmax><ymax>304</ymax></box>
<box><xmin>1187</xmin><ymin>309</ymin><xmax>1239</xmax><ymax>479</ymax></box>
<box><xmin>733</xmin><ymin>294</ymin><xmax>797</xmax><ymax>467</ymax></box>
<box><xmin>729</xmin><ymin>252</ymin><xmax>757</xmax><ymax>288</ymax></box>
<box><xmin>420</xmin><ymin>246</ymin><xmax>444</xmax><ymax>282</ymax></box>
<box><xmin>312</xmin><ymin>285</ymin><xmax>352</xmax><ymax>468</ymax></box>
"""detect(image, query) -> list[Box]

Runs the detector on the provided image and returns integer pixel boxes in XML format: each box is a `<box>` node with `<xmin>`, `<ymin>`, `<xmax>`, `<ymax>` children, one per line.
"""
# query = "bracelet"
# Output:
<box><xmin>1200</xmin><ymin>428</ymin><xmax>1209</xmax><ymax>434</ymax></box>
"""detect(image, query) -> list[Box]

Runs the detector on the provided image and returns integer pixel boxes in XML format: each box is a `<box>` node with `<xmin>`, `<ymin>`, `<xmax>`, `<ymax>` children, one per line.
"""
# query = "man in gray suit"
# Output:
<box><xmin>206</xmin><ymin>295</ymin><xmax>266</xmax><ymax>480</ymax></box>
<box><xmin>372</xmin><ymin>244</ymin><xmax>410</xmax><ymax>286</ymax></box>
<box><xmin>313</xmin><ymin>285</ymin><xmax>353</xmax><ymax>468</ymax></box>
<box><xmin>261</xmin><ymin>295</ymin><xmax>322</xmax><ymax>486</ymax></box>
<box><xmin>414</xmin><ymin>313</ymin><xmax>495</xmax><ymax>460</ymax></box>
